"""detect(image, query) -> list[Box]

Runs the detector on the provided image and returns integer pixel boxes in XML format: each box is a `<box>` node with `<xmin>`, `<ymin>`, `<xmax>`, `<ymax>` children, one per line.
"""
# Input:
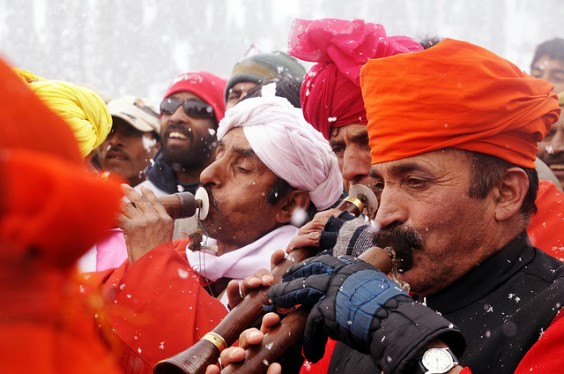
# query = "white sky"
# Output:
<box><xmin>1</xmin><ymin>0</ymin><xmax>562</xmax><ymax>103</ymax></box>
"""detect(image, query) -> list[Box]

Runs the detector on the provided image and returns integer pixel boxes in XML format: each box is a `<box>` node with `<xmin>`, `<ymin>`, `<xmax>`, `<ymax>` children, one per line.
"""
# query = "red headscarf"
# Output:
<box><xmin>361</xmin><ymin>38</ymin><xmax>560</xmax><ymax>168</ymax></box>
<box><xmin>164</xmin><ymin>71</ymin><xmax>227</xmax><ymax>122</ymax></box>
<box><xmin>288</xmin><ymin>18</ymin><xmax>423</xmax><ymax>139</ymax></box>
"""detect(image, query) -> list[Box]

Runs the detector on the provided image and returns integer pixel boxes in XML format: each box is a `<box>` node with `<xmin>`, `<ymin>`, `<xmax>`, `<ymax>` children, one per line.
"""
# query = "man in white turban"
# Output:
<box><xmin>90</xmin><ymin>96</ymin><xmax>343</xmax><ymax>372</ymax></box>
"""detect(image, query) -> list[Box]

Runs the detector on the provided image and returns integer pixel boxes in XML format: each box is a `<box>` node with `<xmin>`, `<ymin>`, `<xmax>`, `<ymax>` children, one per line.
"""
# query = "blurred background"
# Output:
<box><xmin>2</xmin><ymin>0</ymin><xmax>562</xmax><ymax>103</ymax></box>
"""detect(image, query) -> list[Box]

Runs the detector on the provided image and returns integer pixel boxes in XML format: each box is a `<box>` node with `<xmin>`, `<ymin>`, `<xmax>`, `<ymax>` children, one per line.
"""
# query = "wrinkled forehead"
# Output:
<box><xmin>369</xmin><ymin>149</ymin><xmax>471</xmax><ymax>176</ymax></box>
<box><xmin>329</xmin><ymin>123</ymin><xmax>368</xmax><ymax>143</ymax></box>
<box><xmin>220</xmin><ymin>127</ymin><xmax>255</xmax><ymax>154</ymax></box>
<box><xmin>533</xmin><ymin>54</ymin><xmax>564</xmax><ymax>65</ymax></box>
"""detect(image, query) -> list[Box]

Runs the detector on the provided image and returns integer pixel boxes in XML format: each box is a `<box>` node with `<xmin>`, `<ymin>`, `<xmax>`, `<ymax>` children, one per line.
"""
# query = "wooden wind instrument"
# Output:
<box><xmin>220</xmin><ymin>240</ymin><xmax>402</xmax><ymax>373</ymax></box>
<box><xmin>158</xmin><ymin>192</ymin><xmax>198</xmax><ymax>219</ymax></box>
<box><xmin>153</xmin><ymin>187</ymin><xmax>209</xmax><ymax>220</ymax></box>
<box><xmin>154</xmin><ymin>185</ymin><xmax>387</xmax><ymax>374</ymax></box>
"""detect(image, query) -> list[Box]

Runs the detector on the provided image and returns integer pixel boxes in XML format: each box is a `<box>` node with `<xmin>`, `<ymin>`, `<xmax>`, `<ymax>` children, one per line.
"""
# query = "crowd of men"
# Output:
<box><xmin>1</xmin><ymin>17</ymin><xmax>564</xmax><ymax>374</ymax></box>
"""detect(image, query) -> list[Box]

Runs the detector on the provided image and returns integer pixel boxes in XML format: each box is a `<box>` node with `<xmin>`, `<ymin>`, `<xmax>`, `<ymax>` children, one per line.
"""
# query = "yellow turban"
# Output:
<box><xmin>15</xmin><ymin>68</ymin><xmax>112</xmax><ymax>157</ymax></box>
<box><xmin>361</xmin><ymin>39</ymin><xmax>560</xmax><ymax>169</ymax></box>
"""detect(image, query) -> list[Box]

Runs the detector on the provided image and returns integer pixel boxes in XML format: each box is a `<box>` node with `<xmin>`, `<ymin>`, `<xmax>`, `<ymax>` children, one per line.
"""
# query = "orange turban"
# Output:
<box><xmin>0</xmin><ymin>56</ymin><xmax>123</xmax><ymax>372</ymax></box>
<box><xmin>361</xmin><ymin>38</ymin><xmax>560</xmax><ymax>168</ymax></box>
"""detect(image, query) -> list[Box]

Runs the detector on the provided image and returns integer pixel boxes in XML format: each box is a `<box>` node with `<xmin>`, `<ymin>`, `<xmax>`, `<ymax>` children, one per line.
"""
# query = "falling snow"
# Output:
<box><xmin>2</xmin><ymin>1</ymin><xmax>560</xmax><ymax>104</ymax></box>
<box><xmin>177</xmin><ymin>268</ymin><xmax>189</xmax><ymax>279</ymax></box>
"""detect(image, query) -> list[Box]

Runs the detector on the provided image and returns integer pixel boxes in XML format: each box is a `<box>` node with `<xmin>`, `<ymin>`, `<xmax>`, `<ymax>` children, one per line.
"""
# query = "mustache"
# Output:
<box><xmin>104</xmin><ymin>146</ymin><xmax>129</xmax><ymax>159</ymax></box>
<box><xmin>373</xmin><ymin>224</ymin><xmax>422</xmax><ymax>272</ymax></box>
<box><xmin>542</xmin><ymin>154</ymin><xmax>564</xmax><ymax>166</ymax></box>
<box><xmin>164</xmin><ymin>124</ymin><xmax>193</xmax><ymax>139</ymax></box>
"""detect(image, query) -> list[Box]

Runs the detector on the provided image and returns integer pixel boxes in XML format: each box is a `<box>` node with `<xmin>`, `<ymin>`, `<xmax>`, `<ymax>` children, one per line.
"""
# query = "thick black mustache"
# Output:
<box><xmin>373</xmin><ymin>224</ymin><xmax>422</xmax><ymax>272</ymax></box>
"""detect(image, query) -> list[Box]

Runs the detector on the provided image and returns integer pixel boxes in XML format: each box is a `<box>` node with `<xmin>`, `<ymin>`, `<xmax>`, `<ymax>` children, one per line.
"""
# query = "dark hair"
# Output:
<box><xmin>418</xmin><ymin>35</ymin><xmax>444</xmax><ymax>50</ymax></box>
<box><xmin>241</xmin><ymin>77</ymin><xmax>302</xmax><ymax>108</ymax></box>
<box><xmin>468</xmin><ymin>151</ymin><xmax>538</xmax><ymax>216</ymax></box>
<box><xmin>265</xmin><ymin>176</ymin><xmax>317</xmax><ymax>224</ymax></box>
<box><xmin>531</xmin><ymin>38</ymin><xmax>564</xmax><ymax>70</ymax></box>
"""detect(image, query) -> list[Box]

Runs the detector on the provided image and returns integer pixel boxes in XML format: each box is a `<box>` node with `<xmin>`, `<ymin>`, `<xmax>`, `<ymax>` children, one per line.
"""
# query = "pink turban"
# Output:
<box><xmin>361</xmin><ymin>39</ymin><xmax>560</xmax><ymax>168</ymax></box>
<box><xmin>288</xmin><ymin>18</ymin><xmax>423</xmax><ymax>139</ymax></box>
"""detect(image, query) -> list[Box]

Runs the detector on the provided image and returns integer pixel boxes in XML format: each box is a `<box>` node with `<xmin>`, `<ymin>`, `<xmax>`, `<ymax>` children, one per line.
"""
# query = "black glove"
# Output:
<box><xmin>319</xmin><ymin>211</ymin><xmax>374</xmax><ymax>257</ymax></box>
<box><xmin>267</xmin><ymin>255</ymin><xmax>465</xmax><ymax>373</ymax></box>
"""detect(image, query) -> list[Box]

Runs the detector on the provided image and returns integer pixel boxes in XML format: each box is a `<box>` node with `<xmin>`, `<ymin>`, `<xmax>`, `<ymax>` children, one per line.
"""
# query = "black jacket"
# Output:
<box><xmin>329</xmin><ymin>233</ymin><xmax>564</xmax><ymax>373</ymax></box>
<box><xmin>144</xmin><ymin>151</ymin><xmax>199</xmax><ymax>195</ymax></box>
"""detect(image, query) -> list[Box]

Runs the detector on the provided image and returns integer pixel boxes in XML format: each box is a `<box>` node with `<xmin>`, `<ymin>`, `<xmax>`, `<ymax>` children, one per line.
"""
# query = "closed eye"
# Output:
<box><xmin>405</xmin><ymin>177</ymin><xmax>429</xmax><ymax>189</ymax></box>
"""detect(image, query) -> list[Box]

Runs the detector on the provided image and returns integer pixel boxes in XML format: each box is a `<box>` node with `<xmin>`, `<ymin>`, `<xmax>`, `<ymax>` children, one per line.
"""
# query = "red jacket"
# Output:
<box><xmin>88</xmin><ymin>239</ymin><xmax>227</xmax><ymax>373</ymax></box>
<box><xmin>527</xmin><ymin>180</ymin><xmax>564</xmax><ymax>261</ymax></box>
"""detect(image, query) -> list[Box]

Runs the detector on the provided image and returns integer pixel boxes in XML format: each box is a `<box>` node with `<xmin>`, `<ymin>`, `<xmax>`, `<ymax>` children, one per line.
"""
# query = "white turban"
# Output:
<box><xmin>218</xmin><ymin>96</ymin><xmax>343</xmax><ymax>210</ymax></box>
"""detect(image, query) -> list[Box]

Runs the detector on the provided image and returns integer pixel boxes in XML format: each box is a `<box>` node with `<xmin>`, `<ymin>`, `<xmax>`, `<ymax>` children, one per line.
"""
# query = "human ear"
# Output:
<box><xmin>493</xmin><ymin>167</ymin><xmax>529</xmax><ymax>221</ymax></box>
<box><xmin>275</xmin><ymin>190</ymin><xmax>311</xmax><ymax>224</ymax></box>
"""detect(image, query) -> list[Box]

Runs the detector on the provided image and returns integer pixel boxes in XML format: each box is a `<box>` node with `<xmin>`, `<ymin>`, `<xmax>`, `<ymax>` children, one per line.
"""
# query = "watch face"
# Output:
<box><xmin>421</xmin><ymin>348</ymin><xmax>455</xmax><ymax>372</ymax></box>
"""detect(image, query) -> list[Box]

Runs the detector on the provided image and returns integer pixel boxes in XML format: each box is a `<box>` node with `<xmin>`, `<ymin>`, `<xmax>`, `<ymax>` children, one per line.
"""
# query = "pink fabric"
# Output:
<box><xmin>95</xmin><ymin>228</ymin><xmax>128</xmax><ymax>271</ymax></box>
<box><xmin>288</xmin><ymin>18</ymin><xmax>423</xmax><ymax>139</ymax></box>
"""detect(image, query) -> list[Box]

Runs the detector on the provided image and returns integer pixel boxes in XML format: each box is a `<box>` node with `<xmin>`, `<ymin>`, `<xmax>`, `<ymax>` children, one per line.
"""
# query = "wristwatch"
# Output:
<box><xmin>417</xmin><ymin>347</ymin><xmax>458</xmax><ymax>374</ymax></box>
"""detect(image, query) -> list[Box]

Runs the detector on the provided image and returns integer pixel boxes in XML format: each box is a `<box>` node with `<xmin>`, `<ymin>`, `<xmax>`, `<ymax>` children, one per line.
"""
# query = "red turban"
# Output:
<box><xmin>361</xmin><ymin>38</ymin><xmax>560</xmax><ymax>168</ymax></box>
<box><xmin>288</xmin><ymin>18</ymin><xmax>423</xmax><ymax>139</ymax></box>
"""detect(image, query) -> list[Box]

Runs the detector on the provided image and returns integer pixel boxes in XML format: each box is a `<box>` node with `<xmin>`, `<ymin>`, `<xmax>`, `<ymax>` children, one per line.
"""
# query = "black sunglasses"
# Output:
<box><xmin>159</xmin><ymin>97</ymin><xmax>215</xmax><ymax>119</ymax></box>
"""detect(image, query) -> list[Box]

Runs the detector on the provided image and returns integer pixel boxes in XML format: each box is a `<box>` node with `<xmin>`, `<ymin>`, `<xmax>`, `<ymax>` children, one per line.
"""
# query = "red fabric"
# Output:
<box><xmin>89</xmin><ymin>239</ymin><xmax>227</xmax><ymax>373</ymax></box>
<box><xmin>514</xmin><ymin>308</ymin><xmax>564</xmax><ymax>373</ymax></box>
<box><xmin>527</xmin><ymin>180</ymin><xmax>564</xmax><ymax>260</ymax></box>
<box><xmin>0</xmin><ymin>59</ymin><xmax>82</xmax><ymax>161</ymax></box>
<box><xmin>300</xmin><ymin>338</ymin><xmax>337</xmax><ymax>373</ymax></box>
<box><xmin>0</xmin><ymin>265</ymin><xmax>123</xmax><ymax>374</ymax></box>
<box><xmin>361</xmin><ymin>38</ymin><xmax>560</xmax><ymax>169</ymax></box>
<box><xmin>0</xmin><ymin>56</ymin><xmax>123</xmax><ymax>372</ymax></box>
<box><xmin>1</xmin><ymin>153</ymin><xmax>123</xmax><ymax>267</ymax></box>
<box><xmin>289</xmin><ymin>18</ymin><xmax>422</xmax><ymax>140</ymax></box>
<box><xmin>163</xmin><ymin>71</ymin><xmax>227</xmax><ymax>122</ymax></box>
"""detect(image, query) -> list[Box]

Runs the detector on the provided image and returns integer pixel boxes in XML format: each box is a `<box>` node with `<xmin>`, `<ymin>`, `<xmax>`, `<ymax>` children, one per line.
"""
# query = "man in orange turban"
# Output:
<box><xmin>282</xmin><ymin>38</ymin><xmax>563</xmax><ymax>373</ymax></box>
<box><xmin>222</xmin><ymin>39</ymin><xmax>564</xmax><ymax>374</ymax></box>
<box><xmin>0</xmin><ymin>56</ymin><xmax>123</xmax><ymax>372</ymax></box>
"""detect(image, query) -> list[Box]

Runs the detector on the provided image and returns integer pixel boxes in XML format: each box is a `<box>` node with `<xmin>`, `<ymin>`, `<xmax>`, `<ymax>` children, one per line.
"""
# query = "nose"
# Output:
<box><xmin>166</xmin><ymin>105</ymin><xmax>189</xmax><ymax>124</ymax></box>
<box><xmin>199</xmin><ymin>155</ymin><xmax>223</xmax><ymax>187</ymax></box>
<box><xmin>373</xmin><ymin>186</ymin><xmax>407</xmax><ymax>229</ymax></box>
<box><xmin>341</xmin><ymin>146</ymin><xmax>371</xmax><ymax>185</ymax></box>
<box><xmin>107</xmin><ymin>129</ymin><xmax>126</xmax><ymax>146</ymax></box>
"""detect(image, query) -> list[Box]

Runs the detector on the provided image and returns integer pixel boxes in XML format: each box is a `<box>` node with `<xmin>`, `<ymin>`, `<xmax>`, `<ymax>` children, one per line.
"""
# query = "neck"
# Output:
<box><xmin>175</xmin><ymin>158</ymin><xmax>214</xmax><ymax>185</ymax></box>
<box><xmin>214</xmin><ymin>224</ymin><xmax>287</xmax><ymax>256</ymax></box>
<box><xmin>175</xmin><ymin>168</ymin><xmax>203</xmax><ymax>185</ymax></box>
<box><xmin>215</xmin><ymin>242</ymin><xmax>240</xmax><ymax>257</ymax></box>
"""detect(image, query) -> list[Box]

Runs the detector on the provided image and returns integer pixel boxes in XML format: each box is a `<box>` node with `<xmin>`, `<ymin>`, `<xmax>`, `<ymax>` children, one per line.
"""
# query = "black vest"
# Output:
<box><xmin>329</xmin><ymin>234</ymin><xmax>564</xmax><ymax>373</ymax></box>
